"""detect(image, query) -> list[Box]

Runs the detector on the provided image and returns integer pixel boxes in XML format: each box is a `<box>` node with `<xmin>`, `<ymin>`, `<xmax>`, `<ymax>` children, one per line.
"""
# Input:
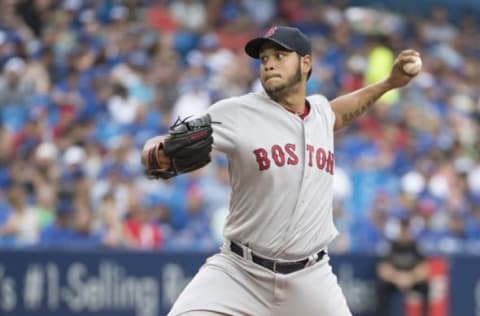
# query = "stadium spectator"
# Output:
<box><xmin>39</xmin><ymin>197</ymin><xmax>75</xmax><ymax>247</ymax></box>
<box><xmin>123</xmin><ymin>191</ymin><xmax>164</xmax><ymax>250</ymax></box>
<box><xmin>0</xmin><ymin>183</ymin><xmax>39</xmax><ymax>246</ymax></box>
<box><xmin>0</xmin><ymin>57</ymin><xmax>35</xmax><ymax>107</ymax></box>
<box><xmin>376</xmin><ymin>217</ymin><xmax>430</xmax><ymax>316</ymax></box>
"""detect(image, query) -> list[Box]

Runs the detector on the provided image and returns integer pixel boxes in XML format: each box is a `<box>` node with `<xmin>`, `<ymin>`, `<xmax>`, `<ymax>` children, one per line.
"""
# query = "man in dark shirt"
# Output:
<box><xmin>376</xmin><ymin>217</ymin><xmax>430</xmax><ymax>316</ymax></box>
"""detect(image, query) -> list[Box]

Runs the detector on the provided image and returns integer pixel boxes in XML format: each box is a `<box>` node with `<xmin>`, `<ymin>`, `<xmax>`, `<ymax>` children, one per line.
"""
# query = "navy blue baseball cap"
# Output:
<box><xmin>245</xmin><ymin>26</ymin><xmax>312</xmax><ymax>59</ymax></box>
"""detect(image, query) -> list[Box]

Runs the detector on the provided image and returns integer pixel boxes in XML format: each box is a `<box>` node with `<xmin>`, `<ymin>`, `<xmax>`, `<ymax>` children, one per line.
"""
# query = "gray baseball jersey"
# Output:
<box><xmin>209</xmin><ymin>91</ymin><xmax>338</xmax><ymax>260</ymax></box>
<box><xmin>168</xmin><ymin>91</ymin><xmax>351</xmax><ymax>316</ymax></box>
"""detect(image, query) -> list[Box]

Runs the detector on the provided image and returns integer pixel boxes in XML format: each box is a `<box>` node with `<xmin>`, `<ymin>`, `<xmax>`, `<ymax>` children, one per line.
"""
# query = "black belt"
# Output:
<box><xmin>230</xmin><ymin>241</ymin><xmax>326</xmax><ymax>274</ymax></box>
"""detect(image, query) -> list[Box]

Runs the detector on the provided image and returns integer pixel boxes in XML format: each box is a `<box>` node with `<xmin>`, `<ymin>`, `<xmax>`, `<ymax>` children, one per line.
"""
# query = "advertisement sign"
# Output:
<box><xmin>0</xmin><ymin>250</ymin><xmax>474</xmax><ymax>316</ymax></box>
<box><xmin>331</xmin><ymin>254</ymin><xmax>380</xmax><ymax>316</ymax></box>
<box><xmin>0</xmin><ymin>250</ymin><xmax>210</xmax><ymax>316</ymax></box>
<box><xmin>449</xmin><ymin>255</ymin><xmax>480</xmax><ymax>316</ymax></box>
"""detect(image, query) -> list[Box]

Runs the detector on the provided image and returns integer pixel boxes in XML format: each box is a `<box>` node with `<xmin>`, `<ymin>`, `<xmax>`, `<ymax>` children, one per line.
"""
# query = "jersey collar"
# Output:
<box><xmin>284</xmin><ymin>100</ymin><xmax>311</xmax><ymax>120</ymax></box>
<box><xmin>257</xmin><ymin>91</ymin><xmax>311</xmax><ymax>120</ymax></box>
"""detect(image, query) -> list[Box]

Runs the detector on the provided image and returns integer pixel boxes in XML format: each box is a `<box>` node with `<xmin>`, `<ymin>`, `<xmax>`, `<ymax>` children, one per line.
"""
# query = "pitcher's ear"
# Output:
<box><xmin>302</xmin><ymin>55</ymin><xmax>312</xmax><ymax>79</ymax></box>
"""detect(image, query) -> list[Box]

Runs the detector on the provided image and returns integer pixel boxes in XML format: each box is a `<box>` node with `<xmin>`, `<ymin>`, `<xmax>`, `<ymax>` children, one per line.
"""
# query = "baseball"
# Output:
<box><xmin>402</xmin><ymin>56</ymin><xmax>422</xmax><ymax>75</ymax></box>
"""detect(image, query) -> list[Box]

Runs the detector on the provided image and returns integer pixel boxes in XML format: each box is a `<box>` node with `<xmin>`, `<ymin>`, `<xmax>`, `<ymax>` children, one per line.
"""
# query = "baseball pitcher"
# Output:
<box><xmin>142</xmin><ymin>26</ymin><xmax>420</xmax><ymax>316</ymax></box>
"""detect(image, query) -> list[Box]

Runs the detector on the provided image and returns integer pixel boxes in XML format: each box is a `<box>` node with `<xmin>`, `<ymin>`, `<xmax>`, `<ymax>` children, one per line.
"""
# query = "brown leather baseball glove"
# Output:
<box><xmin>144</xmin><ymin>114</ymin><xmax>214</xmax><ymax>179</ymax></box>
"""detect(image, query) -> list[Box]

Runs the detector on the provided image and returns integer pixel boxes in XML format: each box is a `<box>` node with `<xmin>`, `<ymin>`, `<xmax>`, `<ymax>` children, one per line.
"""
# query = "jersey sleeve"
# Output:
<box><xmin>308</xmin><ymin>94</ymin><xmax>336</xmax><ymax>129</ymax></box>
<box><xmin>207</xmin><ymin>99</ymin><xmax>238</xmax><ymax>154</ymax></box>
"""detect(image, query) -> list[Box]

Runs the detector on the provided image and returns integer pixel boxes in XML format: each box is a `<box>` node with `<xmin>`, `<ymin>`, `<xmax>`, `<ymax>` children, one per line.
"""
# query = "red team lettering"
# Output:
<box><xmin>271</xmin><ymin>145</ymin><xmax>286</xmax><ymax>166</ymax></box>
<box><xmin>316</xmin><ymin>148</ymin><xmax>326</xmax><ymax>169</ymax></box>
<box><xmin>252</xmin><ymin>144</ymin><xmax>334</xmax><ymax>174</ymax></box>
<box><xmin>306</xmin><ymin>145</ymin><xmax>314</xmax><ymax>167</ymax></box>
<box><xmin>284</xmin><ymin>144</ymin><xmax>299</xmax><ymax>165</ymax></box>
<box><xmin>253</xmin><ymin>148</ymin><xmax>271</xmax><ymax>171</ymax></box>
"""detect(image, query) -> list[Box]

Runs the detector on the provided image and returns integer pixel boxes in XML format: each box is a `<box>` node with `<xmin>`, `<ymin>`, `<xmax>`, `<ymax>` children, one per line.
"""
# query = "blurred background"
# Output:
<box><xmin>0</xmin><ymin>0</ymin><xmax>479</xmax><ymax>315</ymax></box>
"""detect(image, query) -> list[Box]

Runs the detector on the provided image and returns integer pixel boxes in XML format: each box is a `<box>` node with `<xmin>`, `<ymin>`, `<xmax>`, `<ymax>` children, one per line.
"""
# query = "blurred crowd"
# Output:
<box><xmin>0</xmin><ymin>0</ymin><xmax>479</xmax><ymax>255</ymax></box>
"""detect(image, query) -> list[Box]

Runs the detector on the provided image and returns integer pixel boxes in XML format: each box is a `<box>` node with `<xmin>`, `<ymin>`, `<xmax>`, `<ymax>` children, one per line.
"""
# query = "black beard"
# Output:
<box><xmin>263</xmin><ymin>63</ymin><xmax>302</xmax><ymax>102</ymax></box>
